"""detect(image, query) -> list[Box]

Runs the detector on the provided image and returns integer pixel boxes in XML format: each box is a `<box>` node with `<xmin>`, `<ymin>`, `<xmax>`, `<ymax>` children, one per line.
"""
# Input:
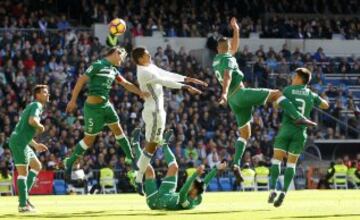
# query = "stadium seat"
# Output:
<box><xmin>100</xmin><ymin>177</ymin><xmax>117</xmax><ymax>194</ymax></box>
<box><xmin>0</xmin><ymin>181</ymin><xmax>14</xmax><ymax>196</ymax></box>
<box><xmin>255</xmin><ymin>175</ymin><xmax>269</xmax><ymax>191</ymax></box>
<box><xmin>333</xmin><ymin>174</ymin><xmax>348</xmax><ymax>190</ymax></box>
<box><xmin>241</xmin><ymin>176</ymin><xmax>256</xmax><ymax>191</ymax></box>
<box><xmin>53</xmin><ymin>179</ymin><xmax>67</xmax><ymax>195</ymax></box>
<box><xmin>207</xmin><ymin>178</ymin><xmax>219</xmax><ymax>191</ymax></box>
<box><xmin>219</xmin><ymin>177</ymin><xmax>232</xmax><ymax>191</ymax></box>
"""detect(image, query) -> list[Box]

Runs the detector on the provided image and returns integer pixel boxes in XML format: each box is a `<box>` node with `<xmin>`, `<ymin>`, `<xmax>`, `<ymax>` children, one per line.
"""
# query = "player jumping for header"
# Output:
<box><xmin>268</xmin><ymin>67</ymin><xmax>329</xmax><ymax>207</ymax></box>
<box><xmin>212</xmin><ymin>17</ymin><xmax>317</xmax><ymax>183</ymax></box>
<box><xmin>63</xmin><ymin>46</ymin><xmax>149</xmax><ymax>177</ymax></box>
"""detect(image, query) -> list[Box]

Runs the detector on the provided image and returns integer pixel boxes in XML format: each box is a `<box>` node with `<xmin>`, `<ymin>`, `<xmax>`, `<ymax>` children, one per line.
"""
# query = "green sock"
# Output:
<box><xmin>283</xmin><ymin>165</ymin><xmax>296</xmax><ymax>192</ymax></box>
<box><xmin>277</xmin><ymin>96</ymin><xmax>302</xmax><ymax>120</ymax></box>
<box><xmin>233</xmin><ymin>138</ymin><xmax>246</xmax><ymax>166</ymax></box>
<box><xmin>162</xmin><ymin>175</ymin><xmax>177</xmax><ymax>192</ymax></box>
<box><xmin>17</xmin><ymin>176</ymin><xmax>28</xmax><ymax>207</ymax></box>
<box><xmin>116</xmin><ymin>135</ymin><xmax>134</xmax><ymax>160</ymax></box>
<box><xmin>67</xmin><ymin>141</ymin><xmax>87</xmax><ymax>168</ymax></box>
<box><xmin>27</xmin><ymin>169</ymin><xmax>38</xmax><ymax>193</ymax></box>
<box><xmin>162</xmin><ymin>144</ymin><xmax>176</xmax><ymax>166</ymax></box>
<box><xmin>133</xmin><ymin>142</ymin><xmax>142</xmax><ymax>161</ymax></box>
<box><xmin>270</xmin><ymin>160</ymin><xmax>281</xmax><ymax>190</ymax></box>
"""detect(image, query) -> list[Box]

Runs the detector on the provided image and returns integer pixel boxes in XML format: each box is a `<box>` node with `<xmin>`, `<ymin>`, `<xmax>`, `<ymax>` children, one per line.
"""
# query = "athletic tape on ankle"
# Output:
<box><xmin>115</xmin><ymin>134</ymin><xmax>126</xmax><ymax>140</ymax></box>
<box><xmin>271</xmin><ymin>159</ymin><xmax>282</xmax><ymax>165</ymax></box>
<box><xmin>276</xmin><ymin>96</ymin><xmax>286</xmax><ymax>105</ymax></box>
<box><xmin>287</xmin><ymin>163</ymin><xmax>296</xmax><ymax>169</ymax></box>
<box><xmin>30</xmin><ymin>169</ymin><xmax>39</xmax><ymax>175</ymax></box>
<box><xmin>17</xmin><ymin>175</ymin><xmax>27</xmax><ymax>180</ymax></box>
<box><xmin>237</xmin><ymin>137</ymin><xmax>247</xmax><ymax>144</ymax></box>
<box><xmin>79</xmin><ymin>140</ymin><xmax>89</xmax><ymax>150</ymax></box>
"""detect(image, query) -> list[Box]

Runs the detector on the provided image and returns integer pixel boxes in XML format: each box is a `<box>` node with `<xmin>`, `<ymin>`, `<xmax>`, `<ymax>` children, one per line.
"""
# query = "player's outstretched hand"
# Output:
<box><xmin>66</xmin><ymin>100</ymin><xmax>77</xmax><ymax>113</ymax></box>
<box><xmin>184</xmin><ymin>85</ymin><xmax>202</xmax><ymax>95</ymax></box>
<box><xmin>218</xmin><ymin>93</ymin><xmax>227</xmax><ymax>105</ymax></box>
<box><xmin>230</xmin><ymin>17</ymin><xmax>239</xmax><ymax>31</ymax></box>
<box><xmin>35</xmin><ymin>143</ymin><xmax>48</xmax><ymax>153</ymax></box>
<box><xmin>196</xmin><ymin>165</ymin><xmax>205</xmax><ymax>175</ymax></box>
<box><xmin>185</xmin><ymin>77</ymin><xmax>208</xmax><ymax>87</ymax></box>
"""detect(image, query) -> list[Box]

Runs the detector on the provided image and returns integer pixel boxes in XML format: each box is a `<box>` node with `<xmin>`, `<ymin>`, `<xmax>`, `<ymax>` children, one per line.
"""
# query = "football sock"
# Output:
<box><xmin>17</xmin><ymin>176</ymin><xmax>28</xmax><ymax>207</ymax></box>
<box><xmin>135</xmin><ymin>150</ymin><xmax>153</xmax><ymax>183</ymax></box>
<box><xmin>270</xmin><ymin>159</ymin><xmax>281</xmax><ymax>191</ymax></box>
<box><xmin>233</xmin><ymin>137</ymin><xmax>246</xmax><ymax>166</ymax></box>
<box><xmin>67</xmin><ymin>140</ymin><xmax>88</xmax><ymax>168</ymax></box>
<box><xmin>283</xmin><ymin>163</ymin><xmax>296</xmax><ymax>193</ymax></box>
<box><xmin>27</xmin><ymin>169</ymin><xmax>39</xmax><ymax>192</ymax></box>
<box><xmin>116</xmin><ymin>134</ymin><xmax>134</xmax><ymax>161</ymax></box>
<box><xmin>162</xmin><ymin>144</ymin><xmax>176</xmax><ymax>166</ymax></box>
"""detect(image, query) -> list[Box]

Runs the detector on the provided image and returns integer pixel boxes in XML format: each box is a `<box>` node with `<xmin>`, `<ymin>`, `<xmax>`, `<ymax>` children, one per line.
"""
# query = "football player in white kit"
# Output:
<box><xmin>131</xmin><ymin>47</ymin><xmax>207</xmax><ymax>195</ymax></box>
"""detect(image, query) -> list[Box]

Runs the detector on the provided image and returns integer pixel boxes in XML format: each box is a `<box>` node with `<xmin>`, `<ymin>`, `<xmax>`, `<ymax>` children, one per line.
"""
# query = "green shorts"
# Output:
<box><xmin>145</xmin><ymin>176</ymin><xmax>178</xmax><ymax>210</ymax></box>
<box><xmin>228</xmin><ymin>88</ymin><xmax>270</xmax><ymax>128</ymax></box>
<box><xmin>9</xmin><ymin>137</ymin><xmax>36</xmax><ymax>166</ymax></box>
<box><xmin>84</xmin><ymin>101</ymin><xmax>119</xmax><ymax>136</ymax></box>
<box><xmin>274</xmin><ymin>125</ymin><xmax>307</xmax><ymax>156</ymax></box>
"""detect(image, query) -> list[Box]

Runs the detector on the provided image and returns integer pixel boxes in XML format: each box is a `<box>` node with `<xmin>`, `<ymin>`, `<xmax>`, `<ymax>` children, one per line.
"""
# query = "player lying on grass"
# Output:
<box><xmin>131</xmin><ymin>47</ymin><xmax>208</xmax><ymax>195</ymax></box>
<box><xmin>129</xmin><ymin>128</ymin><xmax>226</xmax><ymax>210</ymax></box>
<box><xmin>212</xmin><ymin>17</ymin><xmax>317</xmax><ymax>184</ymax></box>
<box><xmin>8</xmin><ymin>85</ymin><xmax>49</xmax><ymax>212</ymax></box>
<box><xmin>63</xmin><ymin>46</ymin><xmax>149</xmax><ymax>177</ymax></box>
<box><xmin>268</xmin><ymin>67</ymin><xmax>329</xmax><ymax>207</ymax></box>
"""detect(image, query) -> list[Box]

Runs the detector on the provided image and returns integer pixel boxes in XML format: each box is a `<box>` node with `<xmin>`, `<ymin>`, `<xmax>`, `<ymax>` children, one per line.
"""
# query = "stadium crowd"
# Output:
<box><xmin>1</xmin><ymin>0</ymin><xmax>360</xmax><ymax>39</ymax></box>
<box><xmin>0</xmin><ymin>28</ymin><xmax>359</xmax><ymax>180</ymax></box>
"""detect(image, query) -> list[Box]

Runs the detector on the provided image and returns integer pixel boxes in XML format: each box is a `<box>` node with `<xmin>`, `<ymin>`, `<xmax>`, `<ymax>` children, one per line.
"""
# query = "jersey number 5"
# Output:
<box><xmin>295</xmin><ymin>98</ymin><xmax>306</xmax><ymax>115</ymax></box>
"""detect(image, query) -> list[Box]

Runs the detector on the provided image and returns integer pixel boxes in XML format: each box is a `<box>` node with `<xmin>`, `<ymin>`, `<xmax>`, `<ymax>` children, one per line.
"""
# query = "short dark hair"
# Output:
<box><xmin>217</xmin><ymin>37</ymin><xmax>229</xmax><ymax>44</ymax></box>
<box><xmin>295</xmin><ymin>68</ymin><xmax>312</xmax><ymax>84</ymax></box>
<box><xmin>105</xmin><ymin>46</ymin><xmax>121</xmax><ymax>56</ymax></box>
<box><xmin>131</xmin><ymin>47</ymin><xmax>146</xmax><ymax>65</ymax></box>
<box><xmin>193</xmin><ymin>178</ymin><xmax>205</xmax><ymax>195</ymax></box>
<box><xmin>33</xmin><ymin>84</ymin><xmax>48</xmax><ymax>98</ymax></box>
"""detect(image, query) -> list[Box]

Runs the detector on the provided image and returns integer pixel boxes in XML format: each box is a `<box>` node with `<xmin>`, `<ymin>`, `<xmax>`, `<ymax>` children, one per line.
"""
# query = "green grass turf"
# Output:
<box><xmin>0</xmin><ymin>190</ymin><xmax>359</xmax><ymax>220</ymax></box>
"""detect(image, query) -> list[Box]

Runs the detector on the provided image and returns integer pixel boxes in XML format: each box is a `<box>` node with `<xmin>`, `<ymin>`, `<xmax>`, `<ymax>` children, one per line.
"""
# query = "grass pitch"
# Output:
<box><xmin>0</xmin><ymin>190</ymin><xmax>359</xmax><ymax>220</ymax></box>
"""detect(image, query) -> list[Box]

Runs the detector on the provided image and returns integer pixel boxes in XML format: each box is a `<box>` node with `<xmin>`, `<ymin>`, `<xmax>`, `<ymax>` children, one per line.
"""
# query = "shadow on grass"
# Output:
<box><xmin>0</xmin><ymin>209</ymin><xmax>271</xmax><ymax>218</ymax></box>
<box><xmin>271</xmin><ymin>213</ymin><xmax>360</xmax><ymax>219</ymax></box>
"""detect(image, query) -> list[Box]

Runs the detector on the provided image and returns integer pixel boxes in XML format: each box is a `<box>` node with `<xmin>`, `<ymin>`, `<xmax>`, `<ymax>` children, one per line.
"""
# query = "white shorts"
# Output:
<box><xmin>142</xmin><ymin>109</ymin><xmax>166</xmax><ymax>143</ymax></box>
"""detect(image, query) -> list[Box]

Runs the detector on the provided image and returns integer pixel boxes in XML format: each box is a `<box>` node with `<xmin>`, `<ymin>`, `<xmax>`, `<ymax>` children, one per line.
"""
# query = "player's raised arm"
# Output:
<box><xmin>219</xmin><ymin>70</ymin><xmax>232</xmax><ymax>105</ymax></box>
<box><xmin>230</xmin><ymin>17</ymin><xmax>240</xmax><ymax>55</ymax></box>
<box><xmin>66</xmin><ymin>74</ymin><xmax>89</xmax><ymax>113</ymax></box>
<box><xmin>156</xmin><ymin>66</ymin><xmax>208</xmax><ymax>87</ymax></box>
<box><xmin>116</xmin><ymin>75</ymin><xmax>150</xmax><ymax>99</ymax></box>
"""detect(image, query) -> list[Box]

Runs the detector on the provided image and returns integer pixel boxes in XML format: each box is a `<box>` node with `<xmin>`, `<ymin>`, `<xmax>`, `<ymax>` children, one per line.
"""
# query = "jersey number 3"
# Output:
<box><xmin>295</xmin><ymin>98</ymin><xmax>306</xmax><ymax>115</ymax></box>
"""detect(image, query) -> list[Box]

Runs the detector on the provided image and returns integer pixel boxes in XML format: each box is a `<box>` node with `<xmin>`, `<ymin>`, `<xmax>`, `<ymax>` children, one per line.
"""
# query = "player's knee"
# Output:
<box><xmin>169</xmin><ymin>162</ymin><xmax>179</xmax><ymax>173</ymax></box>
<box><xmin>145</xmin><ymin>166</ymin><xmax>155</xmax><ymax>179</ymax></box>
<box><xmin>83</xmin><ymin>136</ymin><xmax>96</xmax><ymax>147</ymax></box>
<box><xmin>239</xmin><ymin>126</ymin><xmax>251</xmax><ymax>140</ymax></box>
<box><xmin>270</xmin><ymin>89</ymin><xmax>282</xmax><ymax>102</ymax></box>
<box><xmin>34</xmin><ymin>162</ymin><xmax>42</xmax><ymax>171</ymax></box>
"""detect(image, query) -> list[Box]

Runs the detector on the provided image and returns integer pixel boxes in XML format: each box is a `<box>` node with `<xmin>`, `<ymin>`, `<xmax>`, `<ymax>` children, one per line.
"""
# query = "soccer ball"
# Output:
<box><xmin>109</xmin><ymin>18</ymin><xmax>126</xmax><ymax>36</ymax></box>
